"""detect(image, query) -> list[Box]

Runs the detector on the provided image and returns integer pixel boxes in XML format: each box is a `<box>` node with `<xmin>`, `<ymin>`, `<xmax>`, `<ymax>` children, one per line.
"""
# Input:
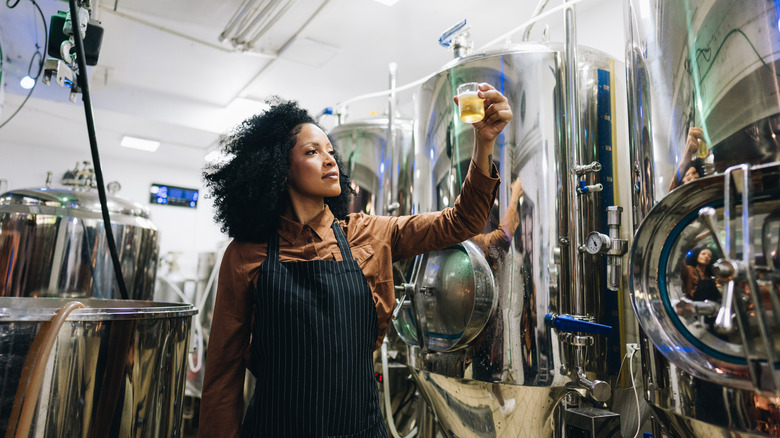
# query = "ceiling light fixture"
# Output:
<box><xmin>219</xmin><ymin>0</ymin><xmax>297</xmax><ymax>51</ymax></box>
<box><xmin>373</xmin><ymin>0</ymin><xmax>399</xmax><ymax>5</ymax></box>
<box><xmin>20</xmin><ymin>75</ymin><xmax>35</xmax><ymax>89</ymax></box>
<box><xmin>121</xmin><ymin>136</ymin><xmax>160</xmax><ymax>152</ymax></box>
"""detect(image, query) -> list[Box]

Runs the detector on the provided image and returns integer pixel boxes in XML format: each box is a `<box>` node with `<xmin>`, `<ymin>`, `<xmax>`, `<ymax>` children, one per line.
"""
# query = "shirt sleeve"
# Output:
<box><xmin>471</xmin><ymin>199</ymin><xmax>520</xmax><ymax>252</ymax></box>
<box><xmin>384</xmin><ymin>160</ymin><xmax>500</xmax><ymax>261</ymax></box>
<box><xmin>199</xmin><ymin>241</ymin><xmax>254</xmax><ymax>438</ymax></box>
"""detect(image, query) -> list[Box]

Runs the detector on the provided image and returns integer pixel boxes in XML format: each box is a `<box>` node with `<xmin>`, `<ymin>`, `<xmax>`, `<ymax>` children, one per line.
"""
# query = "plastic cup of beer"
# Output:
<box><xmin>457</xmin><ymin>82</ymin><xmax>484</xmax><ymax>123</ymax></box>
<box><xmin>697</xmin><ymin>138</ymin><xmax>709</xmax><ymax>158</ymax></box>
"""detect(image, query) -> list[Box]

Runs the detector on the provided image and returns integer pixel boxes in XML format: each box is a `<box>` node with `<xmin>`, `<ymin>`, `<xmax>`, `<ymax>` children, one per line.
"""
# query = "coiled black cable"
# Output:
<box><xmin>67</xmin><ymin>0</ymin><xmax>130</xmax><ymax>300</ymax></box>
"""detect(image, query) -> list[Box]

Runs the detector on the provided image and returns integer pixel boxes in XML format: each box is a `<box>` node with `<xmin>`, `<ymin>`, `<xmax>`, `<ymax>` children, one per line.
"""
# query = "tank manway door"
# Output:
<box><xmin>392</xmin><ymin>240</ymin><xmax>495</xmax><ymax>352</ymax></box>
<box><xmin>631</xmin><ymin>163</ymin><xmax>780</xmax><ymax>394</ymax></box>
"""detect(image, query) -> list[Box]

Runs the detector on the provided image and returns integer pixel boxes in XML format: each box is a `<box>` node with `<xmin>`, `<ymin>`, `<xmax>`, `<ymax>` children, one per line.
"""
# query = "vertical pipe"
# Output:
<box><xmin>563</xmin><ymin>0</ymin><xmax>583</xmax><ymax>316</ymax></box>
<box><xmin>386</xmin><ymin>62</ymin><xmax>397</xmax><ymax>215</ymax></box>
<box><xmin>523</xmin><ymin>0</ymin><xmax>551</xmax><ymax>41</ymax></box>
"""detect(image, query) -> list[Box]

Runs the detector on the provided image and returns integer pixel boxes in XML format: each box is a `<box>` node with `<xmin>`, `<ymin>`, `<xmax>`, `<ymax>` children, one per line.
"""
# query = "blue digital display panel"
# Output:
<box><xmin>150</xmin><ymin>183</ymin><xmax>199</xmax><ymax>208</ymax></box>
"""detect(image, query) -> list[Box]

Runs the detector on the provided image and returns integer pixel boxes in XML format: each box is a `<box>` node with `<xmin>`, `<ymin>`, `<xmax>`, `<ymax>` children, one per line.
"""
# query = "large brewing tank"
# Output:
<box><xmin>0</xmin><ymin>187</ymin><xmax>158</xmax><ymax>300</ymax></box>
<box><xmin>400</xmin><ymin>42</ymin><xmax>635</xmax><ymax>437</ymax></box>
<box><xmin>627</xmin><ymin>1</ymin><xmax>780</xmax><ymax>436</ymax></box>
<box><xmin>329</xmin><ymin>116</ymin><xmax>415</xmax><ymax>216</ymax></box>
<box><xmin>0</xmin><ymin>297</ymin><xmax>196</xmax><ymax>436</ymax></box>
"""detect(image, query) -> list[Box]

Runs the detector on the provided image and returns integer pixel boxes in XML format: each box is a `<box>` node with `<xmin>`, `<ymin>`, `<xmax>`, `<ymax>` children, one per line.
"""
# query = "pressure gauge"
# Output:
<box><xmin>585</xmin><ymin>231</ymin><xmax>611</xmax><ymax>255</ymax></box>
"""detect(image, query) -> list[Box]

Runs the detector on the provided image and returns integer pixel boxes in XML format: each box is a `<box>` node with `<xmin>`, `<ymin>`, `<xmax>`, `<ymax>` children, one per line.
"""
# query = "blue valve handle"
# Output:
<box><xmin>544</xmin><ymin>313</ymin><xmax>612</xmax><ymax>335</ymax></box>
<box><xmin>438</xmin><ymin>19</ymin><xmax>468</xmax><ymax>48</ymax></box>
<box><xmin>578</xmin><ymin>180</ymin><xmax>589</xmax><ymax>193</ymax></box>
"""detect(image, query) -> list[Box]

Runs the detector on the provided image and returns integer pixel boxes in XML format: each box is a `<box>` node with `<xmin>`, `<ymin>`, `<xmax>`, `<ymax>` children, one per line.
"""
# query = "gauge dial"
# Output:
<box><xmin>585</xmin><ymin>231</ymin><xmax>611</xmax><ymax>255</ymax></box>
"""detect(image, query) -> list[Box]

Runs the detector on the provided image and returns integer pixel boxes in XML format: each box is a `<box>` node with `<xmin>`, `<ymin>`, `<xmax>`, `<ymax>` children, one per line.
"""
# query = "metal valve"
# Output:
<box><xmin>391</xmin><ymin>254</ymin><xmax>430</xmax><ymax>354</ymax></box>
<box><xmin>697</xmin><ymin>207</ymin><xmax>738</xmax><ymax>335</ymax></box>
<box><xmin>698</xmin><ymin>165</ymin><xmax>780</xmax><ymax>393</ymax></box>
<box><xmin>392</xmin><ymin>284</ymin><xmax>413</xmax><ymax>320</ymax></box>
<box><xmin>577</xmin><ymin>180</ymin><xmax>603</xmax><ymax>194</ymax></box>
<box><xmin>544</xmin><ymin>313</ymin><xmax>612</xmax><ymax>335</ymax></box>
<box><xmin>581</xmin><ymin>206</ymin><xmax>627</xmax><ymax>290</ymax></box>
<box><xmin>573</xmin><ymin>161</ymin><xmax>602</xmax><ymax>175</ymax></box>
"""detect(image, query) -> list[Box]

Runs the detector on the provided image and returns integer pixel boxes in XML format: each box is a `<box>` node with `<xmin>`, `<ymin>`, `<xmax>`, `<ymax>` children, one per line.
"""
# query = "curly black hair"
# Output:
<box><xmin>204</xmin><ymin>98</ymin><xmax>354</xmax><ymax>243</ymax></box>
<box><xmin>685</xmin><ymin>158</ymin><xmax>705</xmax><ymax>179</ymax></box>
<box><xmin>685</xmin><ymin>246</ymin><xmax>718</xmax><ymax>275</ymax></box>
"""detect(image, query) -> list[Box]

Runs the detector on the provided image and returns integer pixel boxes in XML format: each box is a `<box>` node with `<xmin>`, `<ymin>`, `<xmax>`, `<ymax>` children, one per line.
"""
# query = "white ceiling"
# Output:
<box><xmin>0</xmin><ymin>0</ymin><xmax>621</xmax><ymax>170</ymax></box>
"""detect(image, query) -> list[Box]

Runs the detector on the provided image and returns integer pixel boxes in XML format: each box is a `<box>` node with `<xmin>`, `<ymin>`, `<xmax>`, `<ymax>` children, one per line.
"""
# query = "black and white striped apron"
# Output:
<box><xmin>242</xmin><ymin>220</ymin><xmax>387</xmax><ymax>438</ymax></box>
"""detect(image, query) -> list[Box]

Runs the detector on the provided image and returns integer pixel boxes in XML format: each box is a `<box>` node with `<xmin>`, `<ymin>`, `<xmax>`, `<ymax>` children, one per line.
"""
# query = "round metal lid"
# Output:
<box><xmin>393</xmin><ymin>240</ymin><xmax>495</xmax><ymax>352</ymax></box>
<box><xmin>0</xmin><ymin>297</ymin><xmax>197</xmax><ymax>321</ymax></box>
<box><xmin>0</xmin><ymin>188</ymin><xmax>151</xmax><ymax>218</ymax></box>
<box><xmin>630</xmin><ymin>162</ymin><xmax>780</xmax><ymax>386</ymax></box>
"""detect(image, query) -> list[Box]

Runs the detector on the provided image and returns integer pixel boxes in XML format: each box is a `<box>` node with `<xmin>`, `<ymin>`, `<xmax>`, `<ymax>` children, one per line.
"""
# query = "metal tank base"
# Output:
<box><xmin>650</xmin><ymin>405</ymin><xmax>780</xmax><ymax>438</ymax></box>
<box><xmin>409</xmin><ymin>369</ymin><xmax>567</xmax><ymax>437</ymax></box>
<box><xmin>646</xmin><ymin>358</ymin><xmax>780</xmax><ymax>438</ymax></box>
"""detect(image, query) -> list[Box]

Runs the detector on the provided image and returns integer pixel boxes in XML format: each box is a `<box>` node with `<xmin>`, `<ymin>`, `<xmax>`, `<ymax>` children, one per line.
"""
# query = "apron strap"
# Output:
<box><xmin>266</xmin><ymin>231</ymin><xmax>280</xmax><ymax>263</ymax></box>
<box><xmin>332</xmin><ymin>220</ymin><xmax>355</xmax><ymax>261</ymax></box>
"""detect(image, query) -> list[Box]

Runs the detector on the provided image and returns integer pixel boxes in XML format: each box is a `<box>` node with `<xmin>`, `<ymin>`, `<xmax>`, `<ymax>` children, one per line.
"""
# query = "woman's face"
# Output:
<box><xmin>288</xmin><ymin>123</ymin><xmax>341</xmax><ymax>201</ymax></box>
<box><xmin>682</xmin><ymin>165</ymin><xmax>700</xmax><ymax>184</ymax></box>
<box><xmin>697</xmin><ymin>248</ymin><xmax>713</xmax><ymax>266</ymax></box>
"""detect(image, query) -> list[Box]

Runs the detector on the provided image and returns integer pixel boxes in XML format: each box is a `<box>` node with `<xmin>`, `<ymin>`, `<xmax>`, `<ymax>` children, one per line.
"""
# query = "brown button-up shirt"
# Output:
<box><xmin>199</xmin><ymin>161</ymin><xmax>499</xmax><ymax>437</ymax></box>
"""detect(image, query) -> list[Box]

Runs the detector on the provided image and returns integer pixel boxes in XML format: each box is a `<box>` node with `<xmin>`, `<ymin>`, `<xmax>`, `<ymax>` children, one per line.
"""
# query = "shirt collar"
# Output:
<box><xmin>277</xmin><ymin>205</ymin><xmax>335</xmax><ymax>245</ymax></box>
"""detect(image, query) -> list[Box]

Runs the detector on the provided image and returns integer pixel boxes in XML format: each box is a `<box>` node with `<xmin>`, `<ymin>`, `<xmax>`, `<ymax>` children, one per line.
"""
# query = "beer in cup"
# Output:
<box><xmin>457</xmin><ymin>82</ymin><xmax>485</xmax><ymax>123</ymax></box>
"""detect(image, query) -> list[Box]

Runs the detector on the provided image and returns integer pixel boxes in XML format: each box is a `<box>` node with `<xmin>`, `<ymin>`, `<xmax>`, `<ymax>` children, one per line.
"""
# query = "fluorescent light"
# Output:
<box><xmin>121</xmin><ymin>136</ymin><xmax>160</xmax><ymax>152</ymax></box>
<box><xmin>220</xmin><ymin>0</ymin><xmax>297</xmax><ymax>50</ymax></box>
<box><xmin>374</xmin><ymin>0</ymin><xmax>398</xmax><ymax>5</ymax></box>
<box><xmin>20</xmin><ymin>75</ymin><xmax>35</xmax><ymax>89</ymax></box>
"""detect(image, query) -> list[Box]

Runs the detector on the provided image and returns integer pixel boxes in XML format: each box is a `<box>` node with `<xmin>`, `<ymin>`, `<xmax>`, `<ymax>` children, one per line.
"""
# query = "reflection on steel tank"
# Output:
<box><xmin>0</xmin><ymin>163</ymin><xmax>158</xmax><ymax>300</ymax></box>
<box><xmin>329</xmin><ymin>116</ymin><xmax>414</xmax><ymax>216</ymax></box>
<box><xmin>627</xmin><ymin>0</ymin><xmax>780</xmax><ymax>436</ymax></box>
<box><xmin>388</xmin><ymin>40</ymin><xmax>636</xmax><ymax>437</ymax></box>
<box><xmin>0</xmin><ymin>298</ymin><xmax>196</xmax><ymax>436</ymax></box>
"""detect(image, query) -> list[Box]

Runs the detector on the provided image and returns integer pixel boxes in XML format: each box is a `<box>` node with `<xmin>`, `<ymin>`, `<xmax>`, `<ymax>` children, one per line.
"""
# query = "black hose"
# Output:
<box><xmin>67</xmin><ymin>0</ymin><xmax>129</xmax><ymax>300</ymax></box>
<box><xmin>393</xmin><ymin>378</ymin><xmax>417</xmax><ymax>418</ymax></box>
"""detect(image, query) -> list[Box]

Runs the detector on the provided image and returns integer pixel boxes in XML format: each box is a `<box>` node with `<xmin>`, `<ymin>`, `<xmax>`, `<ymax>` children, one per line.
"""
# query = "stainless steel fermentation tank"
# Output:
<box><xmin>626</xmin><ymin>0</ymin><xmax>780</xmax><ymax>436</ymax></box>
<box><xmin>329</xmin><ymin>116</ymin><xmax>415</xmax><ymax>217</ymax></box>
<box><xmin>0</xmin><ymin>298</ymin><xmax>195</xmax><ymax>437</ymax></box>
<box><xmin>371</xmin><ymin>42</ymin><xmax>636</xmax><ymax>437</ymax></box>
<box><xmin>0</xmin><ymin>186</ymin><xmax>158</xmax><ymax>300</ymax></box>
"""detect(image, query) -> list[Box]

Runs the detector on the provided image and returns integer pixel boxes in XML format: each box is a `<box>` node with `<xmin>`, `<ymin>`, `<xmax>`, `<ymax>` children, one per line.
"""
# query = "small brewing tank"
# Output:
<box><xmin>0</xmin><ymin>186</ymin><xmax>158</xmax><ymax>300</ymax></box>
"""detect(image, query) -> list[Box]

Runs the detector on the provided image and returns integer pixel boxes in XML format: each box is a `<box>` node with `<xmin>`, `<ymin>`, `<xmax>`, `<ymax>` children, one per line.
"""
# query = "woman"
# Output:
<box><xmin>669</xmin><ymin>127</ymin><xmax>706</xmax><ymax>190</ymax></box>
<box><xmin>199</xmin><ymin>84</ymin><xmax>512</xmax><ymax>437</ymax></box>
<box><xmin>681</xmin><ymin>246</ymin><xmax>720</xmax><ymax>301</ymax></box>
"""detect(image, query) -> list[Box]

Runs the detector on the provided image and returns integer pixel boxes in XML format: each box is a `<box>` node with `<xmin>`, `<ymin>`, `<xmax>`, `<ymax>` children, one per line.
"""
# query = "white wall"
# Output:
<box><xmin>0</xmin><ymin>140</ymin><xmax>227</xmax><ymax>276</ymax></box>
<box><xmin>535</xmin><ymin>0</ymin><xmax>626</xmax><ymax>63</ymax></box>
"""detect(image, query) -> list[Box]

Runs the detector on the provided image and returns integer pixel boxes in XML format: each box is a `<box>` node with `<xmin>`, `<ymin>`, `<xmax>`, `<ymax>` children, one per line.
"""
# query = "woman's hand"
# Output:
<box><xmin>454</xmin><ymin>83</ymin><xmax>513</xmax><ymax>174</ymax></box>
<box><xmin>471</xmin><ymin>83</ymin><xmax>513</xmax><ymax>144</ymax></box>
<box><xmin>685</xmin><ymin>127</ymin><xmax>703</xmax><ymax>157</ymax></box>
<box><xmin>509</xmin><ymin>177</ymin><xmax>523</xmax><ymax>205</ymax></box>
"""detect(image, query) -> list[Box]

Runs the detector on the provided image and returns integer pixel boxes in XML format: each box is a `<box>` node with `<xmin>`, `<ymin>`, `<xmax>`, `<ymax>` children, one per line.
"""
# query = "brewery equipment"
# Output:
<box><xmin>0</xmin><ymin>297</ymin><xmax>196</xmax><ymax>436</ymax></box>
<box><xmin>390</xmin><ymin>36</ymin><xmax>636</xmax><ymax>437</ymax></box>
<box><xmin>626</xmin><ymin>0</ymin><xmax>780</xmax><ymax>436</ymax></box>
<box><xmin>329</xmin><ymin>116</ymin><xmax>415</xmax><ymax>217</ymax></box>
<box><xmin>0</xmin><ymin>162</ymin><xmax>158</xmax><ymax>300</ymax></box>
